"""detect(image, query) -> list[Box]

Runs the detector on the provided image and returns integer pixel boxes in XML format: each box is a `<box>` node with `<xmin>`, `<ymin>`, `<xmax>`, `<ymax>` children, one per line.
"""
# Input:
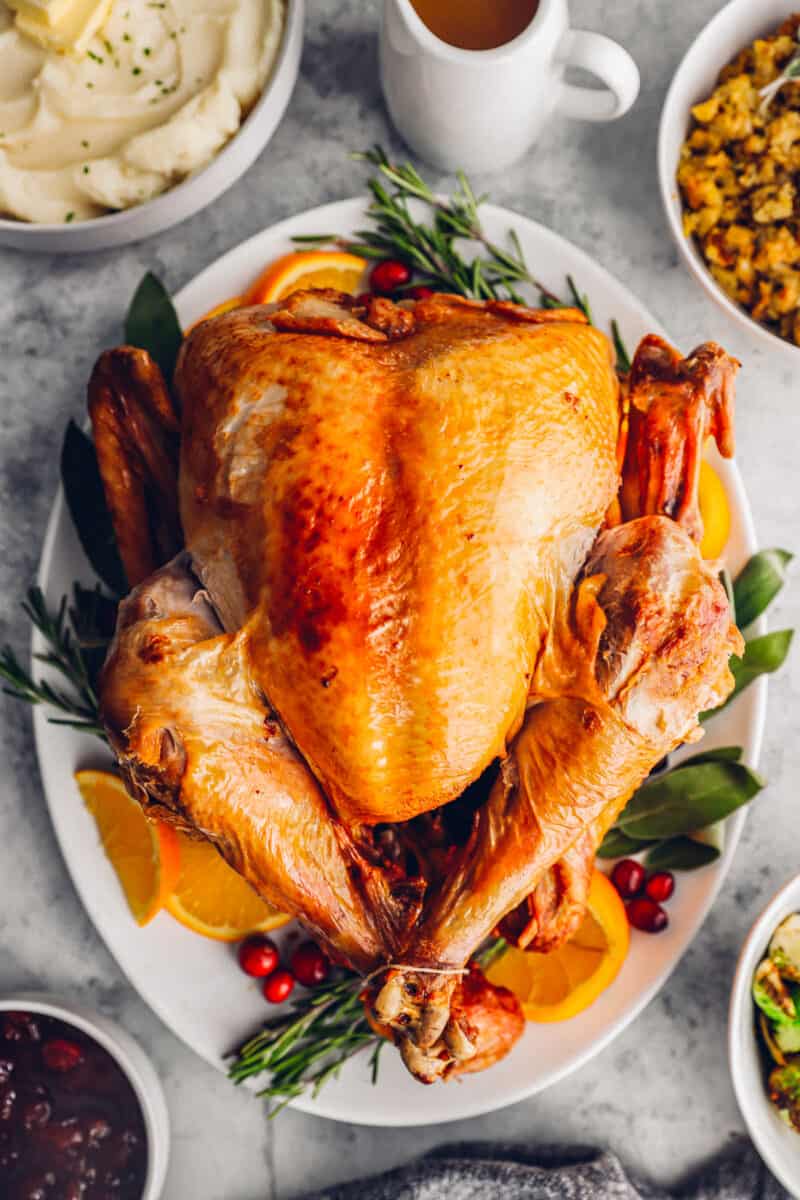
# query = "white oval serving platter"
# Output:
<box><xmin>33</xmin><ymin>197</ymin><xmax>765</xmax><ymax>1126</ymax></box>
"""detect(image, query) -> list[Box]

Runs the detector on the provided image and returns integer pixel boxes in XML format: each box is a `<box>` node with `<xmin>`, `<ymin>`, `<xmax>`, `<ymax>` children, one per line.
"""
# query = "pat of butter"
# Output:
<box><xmin>7</xmin><ymin>0</ymin><xmax>115</xmax><ymax>55</ymax></box>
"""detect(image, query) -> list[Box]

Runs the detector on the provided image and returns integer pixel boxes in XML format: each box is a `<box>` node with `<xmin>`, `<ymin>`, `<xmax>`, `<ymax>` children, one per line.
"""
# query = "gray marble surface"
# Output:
<box><xmin>1</xmin><ymin>1</ymin><xmax>799</xmax><ymax>1196</ymax></box>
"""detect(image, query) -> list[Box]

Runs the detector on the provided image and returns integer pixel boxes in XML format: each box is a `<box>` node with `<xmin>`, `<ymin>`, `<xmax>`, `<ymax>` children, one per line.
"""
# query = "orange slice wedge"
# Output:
<box><xmin>76</xmin><ymin>769</ymin><xmax>180</xmax><ymax>927</ymax></box>
<box><xmin>245</xmin><ymin>249</ymin><xmax>367</xmax><ymax>305</ymax></box>
<box><xmin>486</xmin><ymin>870</ymin><xmax>629</xmax><ymax>1022</ymax></box>
<box><xmin>698</xmin><ymin>460</ymin><xmax>730</xmax><ymax>560</ymax></box>
<box><xmin>165</xmin><ymin>832</ymin><xmax>291</xmax><ymax>942</ymax></box>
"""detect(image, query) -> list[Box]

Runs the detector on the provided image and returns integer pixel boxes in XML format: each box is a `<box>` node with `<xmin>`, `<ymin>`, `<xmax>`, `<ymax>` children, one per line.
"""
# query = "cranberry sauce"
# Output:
<box><xmin>0</xmin><ymin>1010</ymin><xmax>148</xmax><ymax>1199</ymax></box>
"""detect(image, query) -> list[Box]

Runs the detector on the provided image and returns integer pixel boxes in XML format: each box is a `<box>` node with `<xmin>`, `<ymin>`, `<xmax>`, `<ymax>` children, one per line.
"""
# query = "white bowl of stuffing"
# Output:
<box><xmin>0</xmin><ymin>0</ymin><xmax>303</xmax><ymax>254</ymax></box>
<box><xmin>659</xmin><ymin>0</ymin><xmax>800</xmax><ymax>357</ymax></box>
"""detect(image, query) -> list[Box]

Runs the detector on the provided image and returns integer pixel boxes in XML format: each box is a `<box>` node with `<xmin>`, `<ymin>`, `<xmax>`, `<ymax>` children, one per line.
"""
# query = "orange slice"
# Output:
<box><xmin>486</xmin><ymin>870</ymin><xmax>629</xmax><ymax>1022</ymax></box>
<box><xmin>698</xmin><ymin>460</ymin><xmax>730</xmax><ymax>560</ymax></box>
<box><xmin>245</xmin><ymin>250</ymin><xmax>367</xmax><ymax>305</ymax></box>
<box><xmin>165</xmin><ymin>832</ymin><xmax>291</xmax><ymax>942</ymax></box>
<box><xmin>76</xmin><ymin>769</ymin><xmax>180</xmax><ymax>927</ymax></box>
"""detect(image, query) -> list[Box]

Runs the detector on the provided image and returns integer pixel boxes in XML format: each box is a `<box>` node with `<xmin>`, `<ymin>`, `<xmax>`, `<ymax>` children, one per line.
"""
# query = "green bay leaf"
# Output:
<box><xmin>60</xmin><ymin>421</ymin><xmax>127</xmax><ymax>596</ymax></box>
<box><xmin>645</xmin><ymin>837</ymin><xmax>720</xmax><ymax>871</ymax></box>
<box><xmin>734</xmin><ymin>548</ymin><xmax>792</xmax><ymax>630</ymax></box>
<box><xmin>124</xmin><ymin>271</ymin><xmax>182</xmax><ymax>384</ymax></box>
<box><xmin>618</xmin><ymin>760</ymin><xmax>764</xmax><ymax>840</ymax></box>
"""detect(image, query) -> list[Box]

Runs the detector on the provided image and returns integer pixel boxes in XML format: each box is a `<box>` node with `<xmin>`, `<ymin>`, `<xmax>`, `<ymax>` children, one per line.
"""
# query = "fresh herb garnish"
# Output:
<box><xmin>124</xmin><ymin>270</ymin><xmax>183</xmax><ymax>384</ymax></box>
<box><xmin>733</xmin><ymin>548</ymin><xmax>793</xmax><ymax>631</ymax></box>
<box><xmin>0</xmin><ymin>585</ymin><xmax>112</xmax><ymax>738</ymax></box>
<box><xmin>293</xmin><ymin>146</ymin><xmax>622</xmax><ymax>354</ymax></box>
<box><xmin>644</xmin><ymin>837</ymin><xmax>721</xmax><ymax>871</ymax></box>
<box><xmin>229</xmin><ymin>972</ymin><xmax>378</xmax><ymax>1115</ymax></box>
<box><xmin>61</xmin><ymin>420</ymin><xmax>128</xmax><ymax>597</ymax></box>
<box><xmin>617</xmin><ymin>752</ymin><xmax>765</xmax><ymax>842</ymax></box>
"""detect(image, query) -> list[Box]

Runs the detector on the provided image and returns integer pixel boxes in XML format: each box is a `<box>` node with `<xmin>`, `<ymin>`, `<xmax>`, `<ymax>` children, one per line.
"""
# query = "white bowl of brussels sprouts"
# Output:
<box><xmin>729</xmin><ymin>874</ymin><xmax>800</xmax><ymax>1197</ymax></box>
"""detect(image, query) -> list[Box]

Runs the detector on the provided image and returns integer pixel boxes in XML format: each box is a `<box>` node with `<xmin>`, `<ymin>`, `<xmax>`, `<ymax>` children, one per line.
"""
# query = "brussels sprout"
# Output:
<box><xmin>769</xmin><ymin>1063</ymin><xmax>800</xmax><ymax>1133</ymax></box>
<box><xmin>770</xmin><ymin>914</ymin><xmax>800</xmax><ymax>983</ymax></box>
<box><xmin>775</xmin><ymin>1020</ymin><xmax>800</xmax><ymax>1056</ymax></box>
<box><xmin>753</xmin><ymin>958</ymin><xmax>798</xmax><ymax>1024</ymax></box>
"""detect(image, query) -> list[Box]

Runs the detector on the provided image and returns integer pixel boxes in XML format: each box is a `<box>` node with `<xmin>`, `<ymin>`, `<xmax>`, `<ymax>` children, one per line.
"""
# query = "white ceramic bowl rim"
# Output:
<box><xmin>0</xmin><ymin>0</ymin><xmax>299</xmax><ymax>238</ymax></box>
<box><xmin>657</xmin><ymin>0</ymin><xmax>800</xmax><ymax>359</ymax></box>
<box><xmin>0</xmin><ymin>992</ymin><xmax>169</xmax><ymax>1200</ymax></box>
<box><xmin>728</xmin><ymin>873</ymin><xmax>800</xmax><ymax>1198</ymax></box>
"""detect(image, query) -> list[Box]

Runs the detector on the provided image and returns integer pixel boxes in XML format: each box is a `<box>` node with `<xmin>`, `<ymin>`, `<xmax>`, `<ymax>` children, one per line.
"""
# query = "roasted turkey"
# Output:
<box><xmin>88</xmin><ymin>289</ymin><xmax>742</xmax><ymax>1084</ymax></box>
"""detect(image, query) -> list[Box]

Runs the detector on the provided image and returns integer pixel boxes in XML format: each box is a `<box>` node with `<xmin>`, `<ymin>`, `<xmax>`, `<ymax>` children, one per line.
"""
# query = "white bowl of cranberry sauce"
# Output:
<box><xmin>0</xmin><ymin>994</ymin><xmax>169</xmax><ymax>1200</ymax></box>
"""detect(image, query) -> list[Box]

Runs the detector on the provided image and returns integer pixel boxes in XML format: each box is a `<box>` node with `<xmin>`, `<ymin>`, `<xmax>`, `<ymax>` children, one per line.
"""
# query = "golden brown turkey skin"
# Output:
<box><xmin>99</xmin><ymin>556</ymin><xmax>391</xmax><ymax>972</ymax></box>
<box><xmin>89</xmin><ymin>292</ymin><xmax>742</xmax><ymax>1087</ymax></box>
<box><xmin>368</xmin><ymin>515</ymin><xmax>742</xmax><ymax>1079</ymax></box>
<box><xmin>175</xmin><ymin>293</ymin><xmax>620</xmax><ymax>826</ymax></box>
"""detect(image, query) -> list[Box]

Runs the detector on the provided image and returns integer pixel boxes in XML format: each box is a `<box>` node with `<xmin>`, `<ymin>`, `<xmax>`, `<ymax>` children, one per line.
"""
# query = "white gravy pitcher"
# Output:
<box><xmin>380</xmin><ymin>0</ymin><xmax>640</xmax><ymax>172</ymax></box>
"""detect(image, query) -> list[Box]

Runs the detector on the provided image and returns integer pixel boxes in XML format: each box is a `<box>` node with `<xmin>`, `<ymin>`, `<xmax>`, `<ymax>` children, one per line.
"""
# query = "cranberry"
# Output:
<box><xmin>42</xmin><ymin>1039</ymin><xmax>83</xmax><ymax>1073</ymax></box>
<box><xmin>263</xmin><ymin>969</ymin><xmax>295</xmax><ymax>1004</ymax></box>
<box><xmin>0</xmin><ymin>1057</ymin><xmax>14</xmax><ymax>1082</ymax></box>
<box><xmin>43</xmin><ymin>1118</ymin><xmax>83</xmax><ymax>1154</ymax></box>
<box><xmin>290</xmin><ymin>941</ymin><xmax>330</xmax><ymax>988</ymax></box>
<box><xmin>408</xmin><ymin>285</ymin><xmax>434</xmax><ymax>300</ymax></box>
<box><xmin>237</xmin><ymin>934</ymin><xmax>279</xmax><ymax>979</ymax></box>
<box><xmin>645</xmin><ymin>870</ymin><xmax>675</xmax><ymax>903</ymax></box>
<box><xmin>22</xmin><ymin>1099</ymin><xmax>50</xmax><ymax>1130</ymax></box>
<box><xmin>370</xmin><ymin>259</ymin><xmax>411</xmax><ymax>294</ymax></box>
<box><xmin>85</xmin><ymin>1115</ymin><xmax>112</xmax><ymax>1144</ymax></box>
<box><xmin>3</xmin><ymin>1014</ymin><xmax>39</xmax><ymax>1043</ymax></box>
<box><xmin>0</xmin><ymin>1083</ymin><xmax>17</xmax><ymax>1121</ymax></box>
<box><xmin>610</xmin><ymin>858</ymin><xmax>645</xmax><ymax>899</ymax></box>
<box><xmin>627</xmin><ymin>896</ymin><xmax>669</xmax><ymax>933</ymax></box>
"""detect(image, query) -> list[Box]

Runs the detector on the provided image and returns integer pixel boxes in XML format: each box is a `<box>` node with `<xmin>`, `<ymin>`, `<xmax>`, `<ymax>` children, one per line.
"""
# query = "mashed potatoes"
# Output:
<box><xmin>677</xmin><ymin>15</ymin><xmax>800</xmax><ymax>346</ymax></box>
<box><xmin>0</xmin><ymin>0</ymin><xmax>284</xmax><ymax>223</ymax></box>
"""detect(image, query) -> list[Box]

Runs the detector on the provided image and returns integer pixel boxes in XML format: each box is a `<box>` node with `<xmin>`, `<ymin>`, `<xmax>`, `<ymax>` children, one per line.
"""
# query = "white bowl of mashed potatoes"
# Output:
<box><xmin>0</xmin><ymin>0</ymin><xmax>303</xmax><ymax>252</ymax></box>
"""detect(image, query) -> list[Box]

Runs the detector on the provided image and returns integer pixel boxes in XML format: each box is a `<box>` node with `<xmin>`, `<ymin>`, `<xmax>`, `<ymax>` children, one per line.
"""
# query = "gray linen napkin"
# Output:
<box><xmin>300</xmin><ymin>1138</ymin><xmax>791</xmax><ymax>1199</ymax></box>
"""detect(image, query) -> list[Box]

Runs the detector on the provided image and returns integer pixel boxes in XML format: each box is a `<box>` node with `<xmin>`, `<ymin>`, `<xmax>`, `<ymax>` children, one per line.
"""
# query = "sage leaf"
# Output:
<box><xmin>124</xmin><ymin>271</ymin><xmax>182</xmax><ymax>384</ymax></box>
<box><xmin>702</xmin><ymin>630</ymin><xmax>794</xmax><ymax>719</ymax></box>
<box><xmin>60</xmin><ymin>421</ymin><xmax>127</xmax><ymax>596</ymax></box>
<box><xmin>596</xmin><ymin>828</ymin><xmax>652</xmax><ymax>859</ymax></box>
<box><xmin>645</xmin><ymin>837</ymin><xmax>721</xmax><ymax>871</ymax></box>
<box><xmin>730</xmin><ymin>630</ymin><xmax>794</xmax><ymax>698</ymax></box>
<box><xmin>680</xmin><ymin>745</ymin><xmax>742</xmax><ymax>766</ymax></box>
<box><xmin>618</xmin><ymin>759</ymin><xmax>764</xmax><ymax>840</ymax></box>
<box><xmin>734</xmin><ymin>549</ymin><xmax>792</xmax><ymax>629</ymax></box>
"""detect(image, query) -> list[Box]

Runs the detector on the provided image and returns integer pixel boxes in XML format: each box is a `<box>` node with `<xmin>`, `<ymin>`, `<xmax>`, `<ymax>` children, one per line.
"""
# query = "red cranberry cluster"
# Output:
<box><xmin>237</xmin><ymin>935</ymin><xmax>330</xmax><ymax>1004</ymax></box>
<box><xmin>610</xmin><ymin>859</ymin><xmax>675</xmax><ymax>933</ymax></box>
<box><xmin>354</xmin><ymin>259</ymin><xmax>434</xmax><ymax>308</ymax></box>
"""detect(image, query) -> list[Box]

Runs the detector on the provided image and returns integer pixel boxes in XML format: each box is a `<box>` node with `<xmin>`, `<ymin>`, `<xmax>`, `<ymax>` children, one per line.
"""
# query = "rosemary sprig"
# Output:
<box><xmin>229</xmin><ymin>939</ymin><xmax>508</xmax><ymax>1114</ymax></box>
<box><xmin>294</xmin><ymin>146</ymin><xmax>627</xmax><ymax>364</ymax></box>
<box><xmin>229</xmin><ymin>973</ymin><xmax>375</xmax><ymax>1115</ymax></box>
<box><xmin>295</xmin><ymin>146</ymin><xmax>568</xmax><ymax>308</ymax></box>
<box><xmin>0</xmin><ymin>584</ymin><xmax>112</xmax><ymax>739</ymax></box>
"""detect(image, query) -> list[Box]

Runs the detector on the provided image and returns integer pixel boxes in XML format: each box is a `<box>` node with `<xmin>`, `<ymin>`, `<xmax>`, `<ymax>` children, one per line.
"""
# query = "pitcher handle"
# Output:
<box><xmin>555</xmin><ymin>29</ymin><xmax>640</xmax><ymax>121</ymax></box>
